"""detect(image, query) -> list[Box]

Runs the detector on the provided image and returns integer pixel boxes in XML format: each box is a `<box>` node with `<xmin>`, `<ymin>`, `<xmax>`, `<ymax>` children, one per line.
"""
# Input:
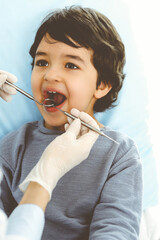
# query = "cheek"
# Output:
<box><xmin>67</xmin><ymin>81</ymin><xmax>96</xmax><ymax>108</ymax></box>
<box><xmin>67</xmin><ymin>81</ymin><xmax>86</xmax><ymax>100</ymax></box>
<box><xmin>31</xmin><ymin>78</ymin><xmax>36</xmax><ymax>95</ymax></box>
<box><xmin>31</xmin><ymin>71</ymin><xmax>35</xmax><ymax>87</ymax></box>
<box><xmin>31</xmin><ymin>72</ymin><xmax>41</xmax><ymax>94</ymax></box>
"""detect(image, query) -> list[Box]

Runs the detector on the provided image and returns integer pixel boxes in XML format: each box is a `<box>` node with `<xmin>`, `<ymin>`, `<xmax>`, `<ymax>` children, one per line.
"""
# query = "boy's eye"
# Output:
<box><xmin>35</xmin><ymin>60</ymin><xmax>48</xmax><ymax>67</ymax></box>
<box><xmin>65</xmin><ymin>62</ymin><xmax>78</xmax><ymax>69</ymax></box>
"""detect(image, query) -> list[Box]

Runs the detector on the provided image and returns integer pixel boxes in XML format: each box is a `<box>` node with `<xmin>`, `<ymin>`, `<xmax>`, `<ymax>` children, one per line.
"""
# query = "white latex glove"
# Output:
<box><xmin>0</xmin><ymin>70</ymin><xmax>17</xmax><ymax>102</ymax></box>
<box><xmin>19</xmin><ymin>109</ymin><xmax>99</xmax><ymax>199</ymax></box>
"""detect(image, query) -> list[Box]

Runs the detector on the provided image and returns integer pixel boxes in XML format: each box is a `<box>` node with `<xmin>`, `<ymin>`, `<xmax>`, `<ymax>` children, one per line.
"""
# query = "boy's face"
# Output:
<box><xmin>31</xmin><ymin>34</ymin><xmax>99</xmax><ymax>130</ymax></box>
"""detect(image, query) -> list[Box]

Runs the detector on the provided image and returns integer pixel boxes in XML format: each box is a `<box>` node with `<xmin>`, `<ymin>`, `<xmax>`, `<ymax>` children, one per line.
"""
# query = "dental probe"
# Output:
<box><xmin>5</xmin><ymin>80</ymin><xmax>119</xmax><ymax>144</ymax></box>
<box><xmin>56</xmin><ymin>107</ymin><xmax>119</xmax><ymax>144</ymax></box>
<box><xmin>44</xmin><ymin>100</ymin><xmax>119</xmax><ymax>144</ymax></box>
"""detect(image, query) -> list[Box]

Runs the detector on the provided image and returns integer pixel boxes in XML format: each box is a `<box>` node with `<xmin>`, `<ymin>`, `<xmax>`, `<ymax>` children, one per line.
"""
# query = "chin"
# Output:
<box><xmin>44</xmin><ymin>117</ymin><xmax>67</xmax><ymax>131</ymax></box>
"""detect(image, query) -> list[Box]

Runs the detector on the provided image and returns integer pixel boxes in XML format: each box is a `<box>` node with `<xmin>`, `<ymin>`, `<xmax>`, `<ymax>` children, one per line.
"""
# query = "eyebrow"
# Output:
<box><xmin>65</xmin><ymin>54</ymin><xmax>85</xmax><ymax>65</ymax></box>
<box><xmin>35</xmin><ymin>52</ymin><xmax>86</xmax><ymax>66</ymax></box>
<box><xmin>35</xmin><ymin>51</ymin><xmax>47</xmax><ymax>57</ymax></box>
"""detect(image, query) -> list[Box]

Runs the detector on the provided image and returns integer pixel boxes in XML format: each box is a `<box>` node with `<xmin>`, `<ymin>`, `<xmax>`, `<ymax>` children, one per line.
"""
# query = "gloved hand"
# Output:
<box><xmin>19</xmin><ymin>108</ymin><xmax>99</xmax><ymax>199</ymax></box>
<box><xmin>0</xmin><ymin>70</ymin><xmax>17</xmax><ymax>102</ymax></box>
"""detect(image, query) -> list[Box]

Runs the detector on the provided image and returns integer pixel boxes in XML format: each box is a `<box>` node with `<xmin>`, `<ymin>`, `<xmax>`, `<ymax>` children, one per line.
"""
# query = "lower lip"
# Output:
<box><xmin>44</xmin><ymin>101</ymin><xmax>66</xmax><ymax>112</ymax></box>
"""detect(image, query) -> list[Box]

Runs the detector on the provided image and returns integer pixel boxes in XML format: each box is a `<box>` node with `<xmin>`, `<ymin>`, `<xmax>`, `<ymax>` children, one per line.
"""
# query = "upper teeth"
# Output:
<box><xmin>48</xmin><ymin>91</ymin><xmax>56</xmax><ymax>94</ymax></box>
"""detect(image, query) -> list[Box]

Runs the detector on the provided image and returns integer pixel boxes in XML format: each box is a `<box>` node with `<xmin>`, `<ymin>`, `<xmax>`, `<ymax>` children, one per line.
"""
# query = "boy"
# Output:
<box><xmin>0</xmin><ymin>6</ymin><xmax>142</xmax><ymax>240</ymax></box>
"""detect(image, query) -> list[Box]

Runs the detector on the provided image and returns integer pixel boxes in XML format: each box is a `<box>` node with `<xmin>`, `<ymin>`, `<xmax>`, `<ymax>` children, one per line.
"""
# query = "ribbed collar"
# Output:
<box><xmin>38</xmin><ymin>120</ymin><xmax>64</xmax><ymax>135</ymax></box>
<box><xmin>38</xmin><ymin>119</ymin><xmax>107</xmax><ymax>135</ymax></box>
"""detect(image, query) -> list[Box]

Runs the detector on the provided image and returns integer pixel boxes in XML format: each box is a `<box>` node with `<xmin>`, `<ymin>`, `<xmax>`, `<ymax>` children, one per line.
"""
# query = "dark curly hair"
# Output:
<box><xmin>29</xmin><ymin>6</ymin><xmax>126</xmax><ymax>112</ymax></box>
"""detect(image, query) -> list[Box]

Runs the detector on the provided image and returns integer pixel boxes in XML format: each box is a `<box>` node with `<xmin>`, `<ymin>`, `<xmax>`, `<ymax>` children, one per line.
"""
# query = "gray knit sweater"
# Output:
<box><xmin>0</xmin><ymin>120</ymin><xmax>142</xmax><ymax>240</ymax></box>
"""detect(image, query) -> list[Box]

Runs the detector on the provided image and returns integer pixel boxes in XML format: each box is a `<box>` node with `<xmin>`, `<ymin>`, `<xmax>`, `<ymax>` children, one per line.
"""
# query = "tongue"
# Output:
<box><xmin>53</xmin><ymin>93</ymin><xmax>63</xmax><ymax>106</ymax></box>
<box><xmin>46</xmin><ymin>92</ymin><xmax>65</xmax><ymax>106</ymax></box>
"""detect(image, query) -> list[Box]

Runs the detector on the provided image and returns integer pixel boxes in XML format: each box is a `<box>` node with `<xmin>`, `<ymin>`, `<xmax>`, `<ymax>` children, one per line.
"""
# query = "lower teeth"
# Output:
<box><xmin>44</xmin><ymin>98</ymin><xmax>55</xmax><ymax>107</ymax></box>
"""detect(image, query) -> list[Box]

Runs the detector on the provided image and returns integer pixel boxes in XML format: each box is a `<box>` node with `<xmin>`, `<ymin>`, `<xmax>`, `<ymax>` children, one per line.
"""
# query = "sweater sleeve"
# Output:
<box><xmin>89</xmin><ymin>143</ymin><xmax>143</xmax><ymax>240</ymax></box>
<box><xmin>0</xmin><ymin>128</ymin><xmax>25</xmax><ymax>216</ymax></box>
<box><xmin>0</xmin><ymin>162</ymin><xmax>18</xmax><ymax>217</ymax></box>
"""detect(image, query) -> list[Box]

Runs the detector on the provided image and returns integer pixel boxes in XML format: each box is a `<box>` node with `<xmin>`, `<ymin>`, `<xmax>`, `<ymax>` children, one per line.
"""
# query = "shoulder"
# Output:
<box><xmin>94</xmin><ymin>127</ymin><xmax>142</xmax><ymax>187</ymax></box>
<box><xmin>0</xmin><ymin>121</ymin><xmax>39</xmax><ymax>146</ymax></box>
<box><xmin>98</xmin><ymin>126</ymin><xmax>140</xmax><ymax>164</ymax></box>
<box><xmin>0</xmin><ymin>121</ymin><xmax>40</xmax><ymax>169</ymax></box>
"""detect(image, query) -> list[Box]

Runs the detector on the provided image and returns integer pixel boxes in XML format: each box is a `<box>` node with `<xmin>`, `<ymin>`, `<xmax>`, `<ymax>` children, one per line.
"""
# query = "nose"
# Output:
<box><xmin>44</xmin><ymin>65</ymin><xmax>63</xmax><ymax>83</ymax></box>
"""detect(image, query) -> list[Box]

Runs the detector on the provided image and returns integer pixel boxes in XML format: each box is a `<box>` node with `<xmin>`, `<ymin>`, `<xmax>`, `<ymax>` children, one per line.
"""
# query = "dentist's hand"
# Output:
<box><xmin>19</xmin><ymin>109</ymin><xmax>100</xmax><ymax>199</ymax></box>
<box><xmin>0</xmin><ymin>70</ymin><xmax>17</xmax><ymax>102</ymax></box>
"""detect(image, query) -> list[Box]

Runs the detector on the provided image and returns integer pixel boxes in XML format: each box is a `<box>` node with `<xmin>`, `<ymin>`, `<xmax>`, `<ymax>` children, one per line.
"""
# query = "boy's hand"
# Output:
<box><xmin>19</xmin><ymin>109</ymin><xmax>100</xmax><ymax>199</ymax></box>
<box><xmin>0</xmin><ymin>70</ymin><xmax>17</xmax><ymax>102</ymax></box>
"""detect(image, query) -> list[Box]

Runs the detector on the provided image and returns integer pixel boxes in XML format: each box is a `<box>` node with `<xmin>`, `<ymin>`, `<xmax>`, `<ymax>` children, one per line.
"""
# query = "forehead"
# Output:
<box><xmin>36</xmin><ymin>34</ymin><xmax>94</xmax><ymax>61</ymax></box>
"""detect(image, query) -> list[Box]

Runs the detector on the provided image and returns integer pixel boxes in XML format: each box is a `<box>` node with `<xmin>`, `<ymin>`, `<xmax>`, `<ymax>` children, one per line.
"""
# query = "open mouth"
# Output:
<box><xmin>43</xmin><ymin>90</ymin><xmax>66</xmax><ymax>107</ymax></box>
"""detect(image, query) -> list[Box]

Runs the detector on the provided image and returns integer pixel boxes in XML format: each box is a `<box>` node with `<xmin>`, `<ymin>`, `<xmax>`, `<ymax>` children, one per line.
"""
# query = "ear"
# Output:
<box><xmin>94</xmin><ymin>82</ymin><xmax>112</xmax><ymax>99</ymax></box>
